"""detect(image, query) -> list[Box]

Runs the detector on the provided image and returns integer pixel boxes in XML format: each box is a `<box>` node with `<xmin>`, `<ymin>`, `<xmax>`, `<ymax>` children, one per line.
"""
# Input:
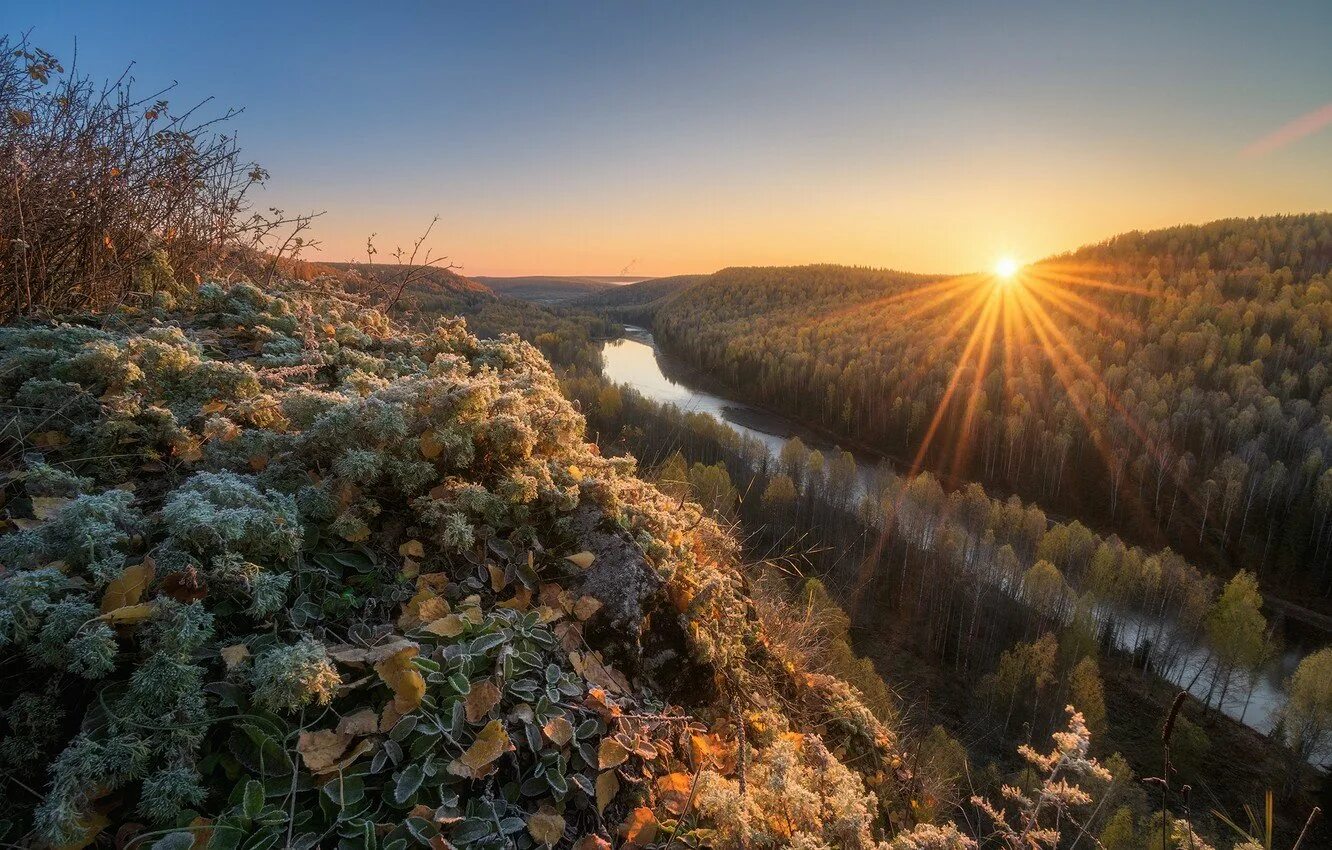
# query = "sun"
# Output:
<box><xmin>994</xmin><ymin>257</ymin><xmax>1019</xmax><ymax>280</ymax></box>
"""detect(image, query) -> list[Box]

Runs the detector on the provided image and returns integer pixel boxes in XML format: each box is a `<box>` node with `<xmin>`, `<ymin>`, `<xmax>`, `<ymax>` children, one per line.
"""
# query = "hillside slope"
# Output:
<box><xmin>571</xmin><ymin>275</ymin><xmax>710</xmax><ymax>326</ymax></box>
<box><xmin>0</xmin><ymin>282</ymin><xmax>918</xmax><ymax>849</ymax></box>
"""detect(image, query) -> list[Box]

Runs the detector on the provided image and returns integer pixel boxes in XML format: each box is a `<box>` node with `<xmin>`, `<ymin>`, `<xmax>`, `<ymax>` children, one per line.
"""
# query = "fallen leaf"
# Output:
<box><xmin>98</xmin><ymin>603</ymin><xmax>154</xmax><ymax>624</ymax></box>
<box><xmin>598</xmin><ymin>738</ymin><xmax>629</xmax><ymax>769</ymax></box>
<box><xmin>160</xmin><ymin>564</ymin><xmax>207</xmax><ymax>603</ymax></box>
<box><xmin>317</xmin><ymin>737</ymin><xmax>375</xmax><ymax>775</ymax></box>
<box><xmin>421</xmin><ymin>615</ymin><xmax>466</xmax><ymax>638</ymax></box>
<box><xmin>420</xmin><ymin>431</ymin><xmax>443</xmax><ymax>459</ymax></box>
<box><xmin>526</xmin><ymin>806</ymin><xmax>565</xmax><ymax>847</ymax></box>
<box><xmin>374</xmin><ymin>644</ymin><xmax>425</xmax><ymax>714</ymax></box>
<box><xmin>220</xmin><ymin>644</ymin><xmax>250</xmax><ymax>670</ymax></box>
<box><xmin>595</xmin><ymin>769</ymin><xmax>620</xmax><ymax>815</ymax></box>
<box><xmin>497</xmin><ymin>585</ymin><xmax>532</xmax><ymax>611</ymax></box>
<box><xmin>656</xmin><ymin>772</ymin><xmax>693</xmax><ymax>815</ymax></box>
<box><xmin>248</xmin><ymin>453</ymin><xmax>269</xmax><ymax>472</ymax></box>
<box><xmin>565</xmin><ymin>551</ymin><xmax>595</xmax><ymax>570</ymax></box>
<box><xmin>621</xmin><ymin>807</ymin><xmax>657</xmax><ymax>847</ymax></box>
<box><xmin>399</xmin><ymin>539</ymin><xmax>425</xmax><ymax>558</ymax></box>
<box><xmin>297</xmin><ymin>729</ymin><xmax>351</xmax><ymax>773</ymax></box>
<box><xmin>543</xmin><ymin>716</ymin><xmax>574</xmax><ymax>747</ymax></box>
<box><xmin>31</xmin><ymin>496</ymin><xmax>72</xmax><ymax>521</ymax></box>
<box><xmin>464</xmin><ymin>680</ymin><xmax>502</xmax><ymax>724</ymax></box>
<box><xmin>201</xmin><ymin>400</ymin><xmax>227</xmax><ymax>415</ymax></box>
<box><xmin>487</xmin><ymin>563</ymin><xmax>507</xmax><ymax>592</ymax></box>
<box><xmin>400</xmin><ymin>557</ymin><xmax>421</xmax><ymax>579</ymax></box>
<box><xmin>573</xmin><ymin>595</ymin><xmax>603</xmax><ymax>621</ymax></box>
<box><xmin>337</xmin><ymin>708</ymin><xmax>380</xmax><ymax>736</ymax></box>
<box><xmin>572</xmin><ymin>837</ymin><xmax>612</xmax><ymax>850</ymax></box>
<box><xmin>101</xmin><ymin>560</ymin><xmax>156</xmax><ymax>613</ymax></box>
<box><xmin>456</xmin><ymin>720</ymin><xmax>514</xmax><ymax>776</ymax></box>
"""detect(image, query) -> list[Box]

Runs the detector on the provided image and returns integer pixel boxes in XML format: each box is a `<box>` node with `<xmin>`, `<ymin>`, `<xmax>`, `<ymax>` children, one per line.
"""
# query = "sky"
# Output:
<box><xmin>15</xmin><ymin>1</ymin><xmax>1332</xmax><ymax>277</ymax></box>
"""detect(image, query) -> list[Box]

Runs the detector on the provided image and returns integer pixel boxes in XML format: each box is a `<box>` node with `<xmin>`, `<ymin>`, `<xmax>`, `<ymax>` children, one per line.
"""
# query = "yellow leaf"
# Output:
<box><xmin>32</xmin><ymin>495</ymin><xmax>73</xmax><ymax>521</ymax></box>
<box><xmin>101</xmin><ymin>560</ymin><xmax>156</xmax><ymax>613</ymax></box>
<box><xmin>464</xmin><ymin>680</ymin><xmax>502</xmax><ymax>724</ymax></box>
<box><xmin>656</xmin><ymin>772</ymin><xmax>693</xmax><ymax>815</ymax></box>
<box><xmin>526</xmin><ymin>806</ymin><xmax>566</xmax><ymax>847</ymax></box>
<box><xmin>567</xmin><ymin>465</ymin><xmax>584</xmax><ymax>481</ymax></box>
<box><xmin>323</xmin><ymin>738</ymin><xmax>375</xmax><ymax>774</ymax></box>
<box><xmin>201</xmin><ymin>400</ymin><xmax>227</xmax><ymax>415</ymax></box>
<box><xmin>457</xmin><ymin>719</ymin><xmax>513</xmax><ymax>775</ymax></box>
<box><xmin>422</xmin><ymin>614</ymin><xmax>466</xmax><ymax>638</ymax></box>
<box><xmin>621</xmin><ymin>807</ymin><xmax>658</xmax><ymax>846</ymax></box>
<box><xmin>374</xmin><ymin>645</ymin><xmax>425</xmax><ymax>714</ymax></box>
<box><xmin>399</xmin><ymin>539</ymin><xmax>425</xmax><ymax>558</ymax></box>
<box><xmin>573</xmin><ymin>595</ymin><xmax>603</xmax><ymax>621</ymax></box>
<box><xmin>497</xmin><ymin>585</ymin><xmax>533</xmax><ymax>611</ymax></box>
<box><xmin>296</xmin><ymin>729</ymin><xmax>352</xmax><ymax>773</ymax></box>
<box><xmin>336</xmin><ymin>708</ymin><xmax>380</xmax><ymax>736</ymax></box>
<box><xmin>565</xmin><ymin>551</ymin><xmax>595</xmax><ymax>570</ymax></box>
<box><xmin>220</xmin><ymin>644</ymin><xmax>250</xmax><ymax>670</ymax></box>
<box><xmin>401</xmin><ymin>557</ymin><xmax>420</xmax><ymax>579</ymax></box>
<box><xmin>595</xmin><ymin>769</ymin><xmax>620</xmax><ymax>815</ymax></box>
<box><xmin>488</xmin><ymin>563</ymin><xmax>507</xmax><ymax>592</ymax></box>
<box><xmin>99</xmin><ymin>602</ymin><xmax>154</xmax><ymax>624</ymax></box>
<box><xmin>419</xmin><ymin>431</ymin><xmax>443</xmax><ymax>459</ymax></box>
<box><xmin>543</xmin><ymin>716</ymin><xmax>574</xmax><ymax>747</ymax></box>
<box><xmin>598</xmin><ymin>738</ymin><xmax>629</xmax><ymax>769</ymax></box>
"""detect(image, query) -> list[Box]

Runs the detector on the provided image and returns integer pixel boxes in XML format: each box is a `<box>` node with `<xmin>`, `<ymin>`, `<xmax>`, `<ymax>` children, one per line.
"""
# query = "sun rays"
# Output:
<box><xmin>901</xmin><ymin>259</ymin><xmax>1158</xmax><ymax>483</ymax></box>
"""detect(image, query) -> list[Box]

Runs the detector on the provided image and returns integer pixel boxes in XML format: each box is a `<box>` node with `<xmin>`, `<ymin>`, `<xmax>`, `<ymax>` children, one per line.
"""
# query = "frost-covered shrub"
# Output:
<box><xmin>248</xmin><ymin>637</ymin><xmax>340</xmax><ymax>712</ymax></box>
<box><xmin>0</xmin><ymin>490</ymin><xmax>141</xmax><ymax>581</ymax></box>
<box><xmin>162</xmin><ymin>471</ymin><xmax>301</xmax><ymax>562</ymax></box>
<box><xmin>0</xmin><ymin>280</ymin><xmax>913</xmax><ymax>849</ymax></box>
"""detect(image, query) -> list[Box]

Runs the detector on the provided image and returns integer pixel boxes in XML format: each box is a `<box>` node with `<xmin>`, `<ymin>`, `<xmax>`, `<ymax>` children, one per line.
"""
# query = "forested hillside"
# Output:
<box><xmin>473</xmin><ymin>277</ymin><xmax>633</xmax><ymax>305</ymax></box>
<box><xmin>570</xmin><ymin>275</ymin><xmax>710</xmax><ymax>326</ymax></box>
<box><xmin>652</xmin><ymin>216</ymin><xmax>1332</xmax><ymax>596</ymax></box>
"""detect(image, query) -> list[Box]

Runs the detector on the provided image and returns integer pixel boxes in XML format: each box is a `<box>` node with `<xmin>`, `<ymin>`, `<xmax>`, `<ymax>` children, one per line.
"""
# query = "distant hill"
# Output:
<box><xmin>323</xmin><ymin>261</ymin><xmax>495</xmax><ymax>302</ymax></box>
<box><xmin>570</xmin><ymin>274</ymin><xmax>708</xmax><ymax>325</ymax></box>
<box><xmin>473</xmin><ymin>275</ymin><xmax>648</xmax><ymax>305</ymax></box>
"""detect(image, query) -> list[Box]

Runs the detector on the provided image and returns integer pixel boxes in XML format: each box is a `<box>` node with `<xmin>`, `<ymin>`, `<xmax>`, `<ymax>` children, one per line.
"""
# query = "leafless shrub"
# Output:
<box><xmin>363</xmin><ymin>215</ymin><xmax>459</xmax><ymax>311</ymax></box>
<box><xmin>0</xmin><ymin>33</ymin><xmax>318</xmax><ymax>318</ymax></box>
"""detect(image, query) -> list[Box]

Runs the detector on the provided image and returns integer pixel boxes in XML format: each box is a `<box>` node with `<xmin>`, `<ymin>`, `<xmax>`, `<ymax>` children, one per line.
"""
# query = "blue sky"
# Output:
<box><xmin>15</xmin><ymin>2</ymin><xmax>1332</xmax><ymax>275</ymax></box>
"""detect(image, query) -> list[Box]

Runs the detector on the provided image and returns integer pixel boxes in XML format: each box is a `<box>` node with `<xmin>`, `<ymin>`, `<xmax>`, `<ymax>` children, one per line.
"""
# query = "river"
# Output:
<box><xmin>600</xmin><ymin>328</ymin><xmax>1327</xmax><ymax>748</ymax></box>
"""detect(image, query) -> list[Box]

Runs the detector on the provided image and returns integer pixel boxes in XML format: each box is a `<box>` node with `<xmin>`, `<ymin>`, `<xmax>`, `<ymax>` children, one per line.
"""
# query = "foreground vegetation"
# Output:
<box><xmin>0</xmin><ymin>280</ymin><xmax>925</xmax><ymax>848</ymax></box>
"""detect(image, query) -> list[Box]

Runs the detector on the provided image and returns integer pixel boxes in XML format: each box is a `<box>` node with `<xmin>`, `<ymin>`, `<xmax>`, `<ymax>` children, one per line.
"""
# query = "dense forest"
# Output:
<box><xmin>650</xmin><ymin>217</ymin><xmax>1332</xmax><ymax>598</ymax></box>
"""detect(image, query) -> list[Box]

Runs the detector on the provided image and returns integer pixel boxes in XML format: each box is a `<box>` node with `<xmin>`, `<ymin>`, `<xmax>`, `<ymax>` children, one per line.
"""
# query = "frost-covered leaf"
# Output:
<box><xmin>595</xmin><ymin>770</ymin><xmax>619</xmax><ymax>815</ymax></box>
<box><xmin>296</xmin><ymin>729</ymin><xmax>351</xmax><ymax>773</ymax></box>
<box><xmin>564</xmin><ymin>551</ymin><xmax>595</xmax><ymax>570</ymax></box>
<box><xmin>597</xmin><ymin>738</ymin><xmax>629</xmax><ymax>770</ymax></box>
<box><xmin>454</xmin><ymin>719</ymin><xmax>513</xmax><ymax>776</ymax></box>
<box><xmin>656</xmin><ymin>772</ymin><xmax>693</xmax><ymax>815</ymax></box>
<box><xmin>464</xmin><ymin>680</ymin><xmax>501</xmax><ymax>724</ymax></box>
<box><xmin>621</xmin><ymin>807</ymin><xmax>657</xmax><ymax>846</ymax></box>
<box><xmin>220</xmin><ymin>644</ymin><xmax>250</xmax><ymax>670</ymax></box>
<box><xmin>526</xmin><ymin>806</ymin><xmax>565</xmax><ymax>846</ymax></box>
<box><xmin>100</xmin><ymin>559</ymin><xmax>155</xmax><ymax>612</ymax></box>
<box><xmin>543</xmin><ymin>716</ymin><xmax>574</xmax><ymax>747</ymax></box>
